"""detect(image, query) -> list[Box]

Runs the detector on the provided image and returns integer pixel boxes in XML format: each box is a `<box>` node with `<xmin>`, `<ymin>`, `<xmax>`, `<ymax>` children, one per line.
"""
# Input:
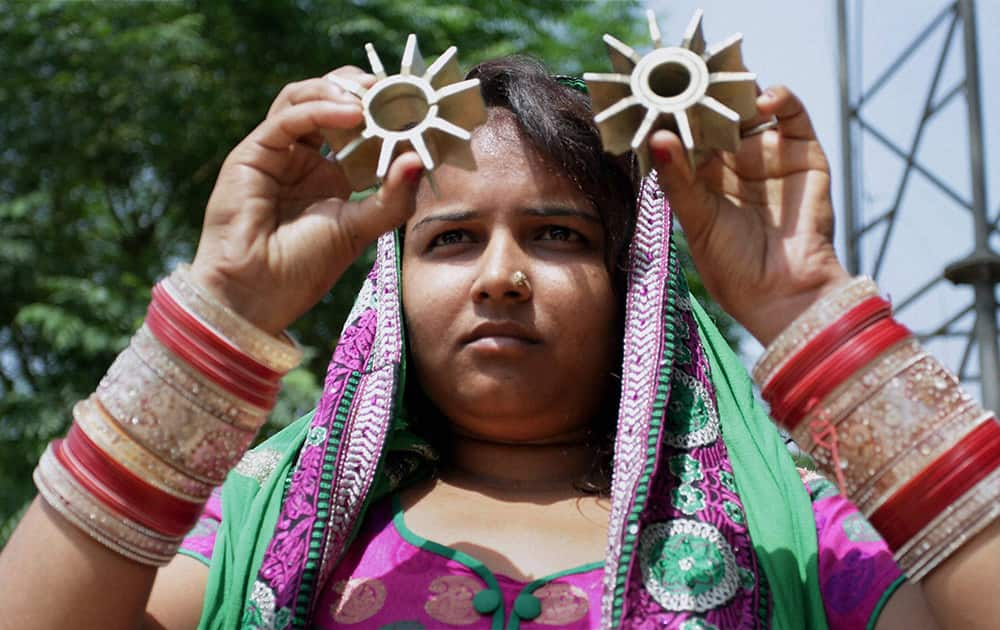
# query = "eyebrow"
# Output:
<box><xmin>410</xmin><ymin>206</ymin><xmax>601</xmax><ymax>233</ymax></box>
<box><xmin>522</xmin><ymin>206</ymin><xmax>602</xmax><ymax>224</ymax></box>
<box><xmin>410</xmin><ymin>210</ymin><xmax>481</xmax><ymax>233</ymax></box>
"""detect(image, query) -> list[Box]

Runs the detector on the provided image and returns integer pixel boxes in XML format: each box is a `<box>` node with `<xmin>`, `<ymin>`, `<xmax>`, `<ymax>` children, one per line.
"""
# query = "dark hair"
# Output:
<box><xmin>466</xmin><ymin>55</ymin><xmax>639</xmax><ymax>294</ymax></box>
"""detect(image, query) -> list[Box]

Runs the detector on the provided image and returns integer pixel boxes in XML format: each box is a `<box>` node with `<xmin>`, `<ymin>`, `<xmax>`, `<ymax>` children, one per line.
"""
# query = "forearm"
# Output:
<box><xmin>922</xmin><ymin>518</ymin><xmax>1000</xmax><ymax>629</ymax></box>
<box><xmin>753</xmin><ymin>276</ymin><xmax>998</xmax><ymax>624</ymax></box>
<box><xmin>0</xmin><ymin>499</ymin><xmax>156</xmax><ymax>630</ymax></box>
<box><xmin>0</xmin><ymin>267</ymin><xmax>302</xmax><ymax>629</ymax></box>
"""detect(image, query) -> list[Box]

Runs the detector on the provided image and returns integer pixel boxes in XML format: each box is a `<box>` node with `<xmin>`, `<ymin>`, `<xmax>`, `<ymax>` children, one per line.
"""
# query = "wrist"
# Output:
<box><xmin>188</xmin><ymin>260</ymin><xmax>289</xmax><ymax>336</ymax></box>
<box><xmin>743</xmin><ymin>265</ymin><xmax>853</xmax><ymax>346</ymax></box>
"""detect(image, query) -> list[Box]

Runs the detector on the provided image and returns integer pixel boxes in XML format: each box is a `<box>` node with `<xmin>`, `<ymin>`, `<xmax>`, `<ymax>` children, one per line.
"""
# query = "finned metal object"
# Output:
<box><xmin>323</xmin><ymin>34</ymin><xmax>486</xmax><ymax>192</ymax></box>
<box><xmin>584</xmin><ymin>10</ymin><xmax>758</xmax><ymax>174</ymax></box>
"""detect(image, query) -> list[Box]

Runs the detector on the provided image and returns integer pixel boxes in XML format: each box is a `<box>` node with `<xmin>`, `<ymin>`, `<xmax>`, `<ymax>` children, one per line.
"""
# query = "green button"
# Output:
<box><xmin>513</xmin><ymin>593</ymin><xmax>541</xmax><ymax>620</ymax></box>
<box><xmin>473</xmin><ymin>589</ymin><xmax>501</xmax><ymax>614</ymax></box>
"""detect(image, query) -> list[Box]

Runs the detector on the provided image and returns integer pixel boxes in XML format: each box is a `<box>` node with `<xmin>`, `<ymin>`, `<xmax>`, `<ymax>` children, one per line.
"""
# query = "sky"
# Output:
<box><xmin>641</xmin><ymin>0</ymin><xmax>1000</xmax><ymax>394</ymax></box>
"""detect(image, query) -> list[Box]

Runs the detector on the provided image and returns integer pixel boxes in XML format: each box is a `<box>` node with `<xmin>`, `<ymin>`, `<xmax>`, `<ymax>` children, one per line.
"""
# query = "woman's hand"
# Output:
<box><xmin>650</xmin><ymin>85</ymin><xmax>851</xmax><ymax>346</ymax></box>
<box><xmin>190</xmin><ymin>67</ymin><xmax>425</xmax><ymax>335</ymax></box>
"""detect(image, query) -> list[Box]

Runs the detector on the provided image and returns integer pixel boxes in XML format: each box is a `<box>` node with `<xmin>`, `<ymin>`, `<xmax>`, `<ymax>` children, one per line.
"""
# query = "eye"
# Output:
<box><xmin>428</xmin><ymin>229</ymin><xmax>472</xmax><ymax>249</ymax></box>
<box><xmin>538</xmin><ymin>226</ymin><xmax>583</xmax><ymax>242</ymax></box>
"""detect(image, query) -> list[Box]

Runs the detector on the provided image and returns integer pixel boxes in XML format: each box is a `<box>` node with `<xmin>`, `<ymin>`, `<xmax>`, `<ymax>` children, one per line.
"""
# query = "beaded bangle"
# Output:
<box><xmin>74</xmin><ymin>396</ymin><xmax>214</xmax><ymax>502</ymax></box>
<box><xmin>96</xmin><ymin>369</ymin><xmax>258</xmax><ymax>486</ymax></box>
<box><xmin>34</xmin><ymin>444</ymin><xmax>183</xmax><ymax>566</ymax></box>
<box><xmin>869</xmin><ymin>418</ymin><xmax>1000</xmax><ymax>550</ymax></box>
<box><xmin>167</xmin><ymin>265</ymin><xmax>303</xmax><ymax>373</ymax></box>
<box><xmin>128</xmin><ymin>325</ymin><xmax>266</xmax><ymax>432</ymax></box>
<box><xmin>32</xmin><ymin>266</ymin><xmax>303</xmax><ymax>566</ymax></box>
<box><xmin>895</xmin><ymin>465</ymin><xmax>1000</xmax><ymax>581</ymax></box>
<box><xmin>753</xmin><ymin>276</ymin><xmax>879</xmax><ymax>388</ymax></box>
<box><xmin>145</xmin><ymin>302</ymin><xmax>280</xmax><ymax>408</ymax></box>
<box><xmin>791</xmin><ymin>344</ymin><xmax>985</xmax><ymax>507</ymax></box>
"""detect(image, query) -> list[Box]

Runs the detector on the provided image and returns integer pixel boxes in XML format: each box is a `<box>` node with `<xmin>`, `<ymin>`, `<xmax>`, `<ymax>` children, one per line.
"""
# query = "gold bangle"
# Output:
<box><xmin>128</xmin><ymin>325</ymin><xmax>267</xmax><ymax>432</ymax></box>
<box><xmin>74</xmin><ymin>396</ymin><xmax>214</xmax><ymax>502</ymax></box>
<box><xmin>752</xmin><ymin>276</ymin><xmax>879</xmax><ymax>388</ymax></box>
<box><xmin>895</xmin><ymin>466</ymin><xmax>1000</xmax><ymax>581</ymax></box>
<box><xmin>97</xmin><ymin>347</ymin><xmax>259</xmax><ymax>485</ymax></box>
<box><xmin>794</xmin><ymin>344</ymin><xmax>985</xmax><ymax>507</ymax></box>
<box><xmin>167</xmin><ymin>265</ymin><xmax>303</xmax><ymax>373</ymax></box>
<box><xmin>34</xmin><ymin>444</ymin><xmax>183</xmax><ymax>566</ymax></box>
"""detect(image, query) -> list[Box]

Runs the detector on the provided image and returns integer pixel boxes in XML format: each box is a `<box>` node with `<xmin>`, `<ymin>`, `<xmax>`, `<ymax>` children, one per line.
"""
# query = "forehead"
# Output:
<box><xmin>412</xmin><ymin>111</ymin><xmax>591</xmax><ymax>215</ymax></box>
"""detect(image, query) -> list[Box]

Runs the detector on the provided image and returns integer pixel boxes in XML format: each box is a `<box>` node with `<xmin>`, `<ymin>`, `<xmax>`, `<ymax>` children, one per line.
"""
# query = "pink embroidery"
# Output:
<box><xmin>424</xmin><ymin>576</ymin><xmax>482</xmax><ymax>625</ymax></box>
<box><xmin>535</xmin><ymin>583</ymin><xmax>589</xmax><ymax>625</ymax></box>
<box><xmin>333</xmin><ymin>309</ymin><xmax>377</xmax><ymax>372</ymax></box>
<box><xmin>329</xmin><ymin>578</ymin><xmax>387</xmax><ymax>624</ymax></box>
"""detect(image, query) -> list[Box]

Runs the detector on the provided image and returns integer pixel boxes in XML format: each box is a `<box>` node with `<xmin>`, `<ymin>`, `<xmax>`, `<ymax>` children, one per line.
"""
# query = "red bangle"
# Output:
<box><xmin>148</xmin><ymin>294</ymin><xmax>280</xmax><ymax>394</ymax></box>
<box><xmin>763</xmin><ymin>296</ymin><xmax>892</xmax><ymax>400</ymax></box>
<box><xmin>770</xmin><ymin>318</ymin><xmax>911</xmax><ymax>428</ymax></box>
<box><xmin>870</xmin><ymin>417</ymin><xmax>1000</xmax><ymax>550</ymax></box>
<box><xmin>62</xmin><ymin>425</ymin><xmax>204</xmax><ymax>537</ymax></box>
<box><xmin>145</xmin><ymin>304</ymin><xmax>278</xmax><ymax>408</ymax></box>
<box><xmin>152</xmin><ymin>284</ymin><xmax>282</xmax><ymax>382</ymax></box>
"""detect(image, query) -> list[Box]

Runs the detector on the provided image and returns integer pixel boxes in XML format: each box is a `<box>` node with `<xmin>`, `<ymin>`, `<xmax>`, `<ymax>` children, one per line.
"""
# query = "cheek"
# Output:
<box><xmin>401</xmin><ymin>261</ymin><xmax>463</xmax><ymax>359</ymax></box>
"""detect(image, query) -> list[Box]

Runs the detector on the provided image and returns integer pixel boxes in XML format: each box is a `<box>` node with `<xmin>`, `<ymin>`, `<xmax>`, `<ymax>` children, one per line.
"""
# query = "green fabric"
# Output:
<box><xmin>689</xmin><ymin>296</ymin><xmax>828</xmax><ymax>629</ymax></box>
<box><xmin>198</xmin><ymin>412</ymin><xmax>315</xmax><ymax>630</ymax></box>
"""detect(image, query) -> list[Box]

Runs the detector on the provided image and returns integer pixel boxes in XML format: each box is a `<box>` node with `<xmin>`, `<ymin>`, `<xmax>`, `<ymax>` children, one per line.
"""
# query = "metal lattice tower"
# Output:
<box><xmin>837</xmin><ymin>0</ymin><xmax>1000</xmax><ymax>411</ymax></box>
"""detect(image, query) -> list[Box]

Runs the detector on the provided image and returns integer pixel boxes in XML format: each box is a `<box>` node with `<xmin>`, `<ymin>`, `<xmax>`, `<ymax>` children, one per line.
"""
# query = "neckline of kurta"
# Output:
<box><xmin>390</xmin><ymin>493</ymin><xmax>604</xmax><ymax>629</ymax></box>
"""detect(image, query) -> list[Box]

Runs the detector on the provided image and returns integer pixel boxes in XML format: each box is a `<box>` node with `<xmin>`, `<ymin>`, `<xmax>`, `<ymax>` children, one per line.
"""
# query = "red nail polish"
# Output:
<box><xmin>404</xmin><ymin>166</ymin><xmax>424</xmax><ymax>183</ymax></box>
<box><xmin>653</xmin><ymin>148</ymin><xmax>672</xmax><ymax>165</ymax></box>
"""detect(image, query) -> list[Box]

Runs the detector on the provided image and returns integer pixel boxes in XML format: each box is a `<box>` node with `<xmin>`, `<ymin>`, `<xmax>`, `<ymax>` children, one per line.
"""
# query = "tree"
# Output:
<box><xmin>1</xmin><ymin>0</ymin><xmax>657</xmax><ymax>541</ymax></box>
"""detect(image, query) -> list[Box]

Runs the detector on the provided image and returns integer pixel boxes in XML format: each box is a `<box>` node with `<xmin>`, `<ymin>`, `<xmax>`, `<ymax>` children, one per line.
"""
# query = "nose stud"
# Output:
<box><xmin>511</xmin><ymin>271</ymin><xmax>531</xmax><ymax>291</ymax></box>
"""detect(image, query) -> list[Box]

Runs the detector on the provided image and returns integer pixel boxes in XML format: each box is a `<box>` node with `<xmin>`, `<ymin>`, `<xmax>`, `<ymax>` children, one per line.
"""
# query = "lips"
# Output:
<box><xmin>460</xmin><ymin>321</ymin><xmax>541</xmax><ymax>346</ymax></box>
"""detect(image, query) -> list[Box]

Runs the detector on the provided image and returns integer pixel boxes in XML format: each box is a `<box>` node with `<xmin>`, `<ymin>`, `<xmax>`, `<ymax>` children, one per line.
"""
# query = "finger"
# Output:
<box><xmin>324</xmin><ymin>67</ymin><xmax>376</xmax><ymax>99</ymax></box>
<box><xmin>756</xmin><ymin>85</ymin><xmax>817</xmax><ymax>141</ymax></box>
<box><xmin>267</xmin><ymin>67</ymin><xmax>374</xmax><ymax>117</ymax></box>
<box><xmin>739</xmin><ymin>81</ymin><xmax>773</xmax><ymax>133</ymax></box>
<box><xmin>268</xmin><ymin>72</ymin><xmax>374</xmax><ymax>116</ymax></box>
<box><xmin>266</xmin><ymin>79</ymin><xmax>360</xmax><ymax>119</ymax></box>
<box><xmin>716</xmin><ymin>134</ymin><xmax>829</xmax><ymax>181</ymax></box>
<box><xmin>337</xmin><ymin>151</ymin><xmax>425</xmax><ymax>253</ymax></box>
<box><xmin>234</xmin><ymin>101</ymin><xmax>363</xmax><ymax>179</ymax></box>
<box><xmin>265</xmin><ymin>78</ymin><xmax>368</xmax><ymax>149</ymax></box>
<box><xmin>647</xmin><ymin>129</ymin><xmax>719</xmax><ymax>245</ymax></box>
<box><xmin>253</xmin><ymin>101</ymin><xmax>363</xmax><ymax>151</ymax></box>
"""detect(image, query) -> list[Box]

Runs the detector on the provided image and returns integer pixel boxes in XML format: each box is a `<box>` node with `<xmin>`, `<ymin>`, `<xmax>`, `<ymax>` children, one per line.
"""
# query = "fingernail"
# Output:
<box><xmin>760</xmin><ymin>89</ymin><xmax>776</xmax><ymax>102</ymax></box>
<box><xmin>404</xmin><ymin>166</ymin><xmax>424</xmax><ymax>184</ymax></box>
<box><xmin>653</xmin><ymin>148</ymin><xmax>672</xmax><ymax>165</ymax></box>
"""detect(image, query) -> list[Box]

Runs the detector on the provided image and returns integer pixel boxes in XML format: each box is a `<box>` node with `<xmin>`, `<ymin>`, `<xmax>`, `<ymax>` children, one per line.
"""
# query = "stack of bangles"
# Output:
<box><xmin>753</xmin><ymin>276</ymin><xmax>1000</xmax><ymax>581</ymax></box>
<box><xmin>33</xmin><ymin>264</ymin><xmax>302</xmax><ymax>565</ymax></box>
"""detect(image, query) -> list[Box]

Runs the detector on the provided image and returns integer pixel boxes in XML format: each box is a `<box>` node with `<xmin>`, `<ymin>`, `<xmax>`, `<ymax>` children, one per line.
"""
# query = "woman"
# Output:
<box><xmin>0</xmin><ymin>55</ymin><xmax>996</xmax><ymax>629</ymax></box>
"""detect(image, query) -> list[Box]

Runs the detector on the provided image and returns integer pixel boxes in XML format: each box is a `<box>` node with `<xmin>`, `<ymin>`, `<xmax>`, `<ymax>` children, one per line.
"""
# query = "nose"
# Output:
<box><xmin>469</xmin><ymin>231</ymin><xmax>532</xmax><ymax>304</ymax></box>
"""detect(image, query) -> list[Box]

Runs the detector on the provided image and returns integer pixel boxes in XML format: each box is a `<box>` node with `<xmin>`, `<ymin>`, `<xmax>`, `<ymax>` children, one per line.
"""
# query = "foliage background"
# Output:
<box><xmin>0</xmin><ymin>0</ymin><xmax>738</xmax><ymax>544</ymax></box>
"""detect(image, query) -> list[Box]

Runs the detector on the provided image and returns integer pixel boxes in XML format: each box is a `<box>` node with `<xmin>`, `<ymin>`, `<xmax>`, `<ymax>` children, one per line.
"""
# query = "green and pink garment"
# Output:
<box><xmin>185</xmin><ymin>177</ymin><xmax>905</xmax><ymax>629</ymax></box>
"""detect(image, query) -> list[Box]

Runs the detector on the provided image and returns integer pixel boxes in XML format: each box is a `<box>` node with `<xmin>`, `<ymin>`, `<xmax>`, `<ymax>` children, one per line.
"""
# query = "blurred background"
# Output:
<box><xmin>2</xmin><ymin>0</ymin><xmax>997</xmax><ymax>544</ymax></box>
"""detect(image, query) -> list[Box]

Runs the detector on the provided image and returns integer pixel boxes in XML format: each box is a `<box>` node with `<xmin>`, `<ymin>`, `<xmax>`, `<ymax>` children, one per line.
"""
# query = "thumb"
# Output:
<box><xmin>648</xmin><ymin>128</ymin><xmax>716</xmax><ymax>245</ymax></box>
<box><xmin>339</xmin><ymin>150</ymin><xmax>425</xmax><ymax>249</ymax></box>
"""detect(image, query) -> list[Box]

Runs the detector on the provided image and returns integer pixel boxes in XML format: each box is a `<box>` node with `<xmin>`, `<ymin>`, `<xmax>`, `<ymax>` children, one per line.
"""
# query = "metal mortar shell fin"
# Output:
<box><xmin>323</xmin><ymin>34</ymin><xmax>487</xmax><ymax>192</ymax></box>
<box><xmin>584</xmin><ymin>10</ymin><xmax>758</xmax><ymax>175</ymax></box>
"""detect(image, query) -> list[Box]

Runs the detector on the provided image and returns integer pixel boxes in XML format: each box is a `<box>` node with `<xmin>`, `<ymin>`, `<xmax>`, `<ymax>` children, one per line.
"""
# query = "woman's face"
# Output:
<box><xmin>402</xmin><ymin>111</ymin><xmax>618</xmax><ymax>443</ymax></box>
